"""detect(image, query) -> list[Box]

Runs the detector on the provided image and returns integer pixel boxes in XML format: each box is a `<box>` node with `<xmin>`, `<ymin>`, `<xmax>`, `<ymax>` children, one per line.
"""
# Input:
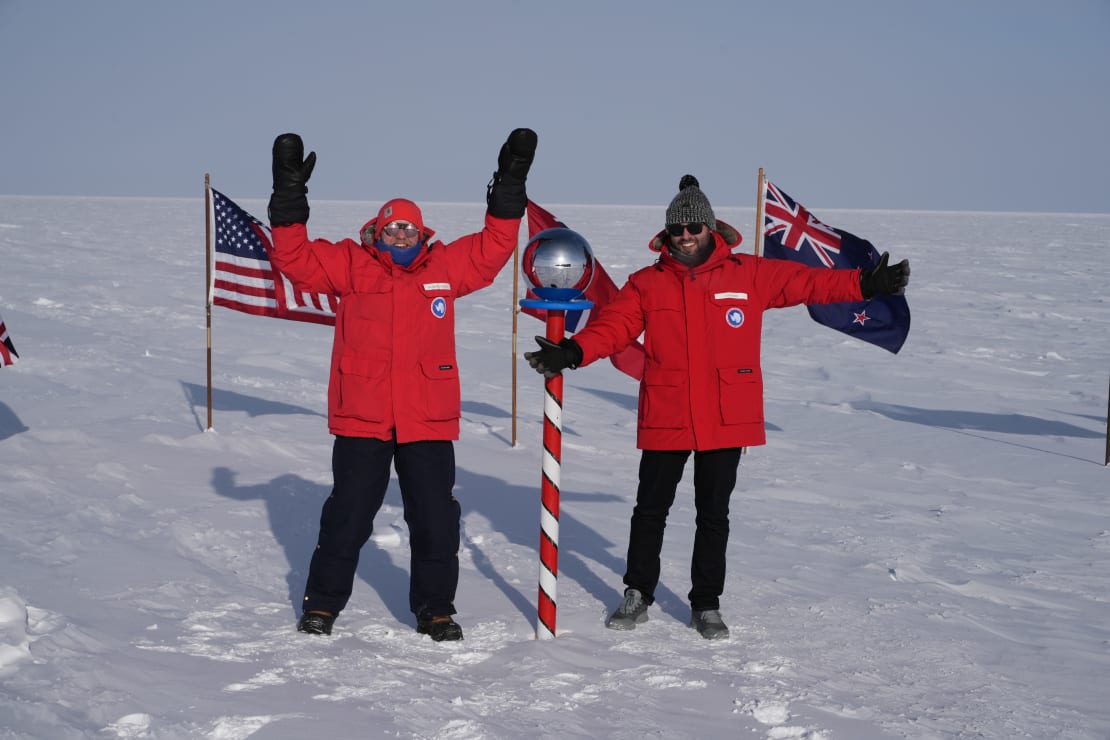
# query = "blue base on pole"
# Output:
<box><xmin>520</xmin><ymin>298</ymin><xmax>595</xmax><ymax>311</ymax></box>
<box><xmin>522</xmin><ymin>286</ymin><xmax>594</xmax><ymax>311</ymax></box>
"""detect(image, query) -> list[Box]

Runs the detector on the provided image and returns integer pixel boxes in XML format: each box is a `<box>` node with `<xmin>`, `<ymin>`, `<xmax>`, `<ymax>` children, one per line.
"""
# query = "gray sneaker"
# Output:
<box><xmin>606</xmin><ymin>589</ymin><xmax>648</xmax><ymax>630</ymax></box>
<box><xmin>691</xmin><ymin>609</ymin><xmax>729</xmax><ymax>640</ymax></box>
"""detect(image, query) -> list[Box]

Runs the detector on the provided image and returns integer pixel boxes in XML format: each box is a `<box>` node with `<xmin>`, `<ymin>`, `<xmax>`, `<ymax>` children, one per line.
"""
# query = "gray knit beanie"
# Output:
<box><xmin>665</xmin><ymin>174</ymin><xmax>717</xmax><ymax>230</ymax></box>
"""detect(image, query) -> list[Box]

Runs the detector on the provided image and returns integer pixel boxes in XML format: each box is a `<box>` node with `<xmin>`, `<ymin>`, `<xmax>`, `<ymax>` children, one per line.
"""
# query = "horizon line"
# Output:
<box><xmin>1</xmin><ymin>193</ymin><xmax>1107</xmax><ymax>218</ymax></box>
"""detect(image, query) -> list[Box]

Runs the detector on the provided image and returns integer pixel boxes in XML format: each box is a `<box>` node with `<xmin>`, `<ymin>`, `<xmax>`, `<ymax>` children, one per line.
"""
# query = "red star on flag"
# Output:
<box><xmin>852</xmin><ymin>311</ymin><xmax>870</xmax><ymax>326</ymax></box>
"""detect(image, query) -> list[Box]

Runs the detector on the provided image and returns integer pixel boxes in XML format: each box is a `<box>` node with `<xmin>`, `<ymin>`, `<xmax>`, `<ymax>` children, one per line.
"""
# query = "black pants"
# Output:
<box><xmin>302</xmin><ymin>435</ymin><xmax>460</xmax><ymax>620</ymax></box>
<box><xmin>623</xmin><ymin>447</ymin><xmax>742</xmax><ymax>612</ymax></box>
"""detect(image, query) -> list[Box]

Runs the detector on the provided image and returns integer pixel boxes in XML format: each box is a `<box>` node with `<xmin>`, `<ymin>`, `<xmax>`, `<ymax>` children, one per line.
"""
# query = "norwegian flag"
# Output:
<box><xmin>762</xmin><ymin>180</ymin><xmax>910</xmax><ymax>354</ymax></box>
<box><xmin>210</xmin><ymin>188</ymin><xmax>337</xmax><ymax>325</ymax></box>
<box><xmin>524</xmin><ymin>200</ymin><xmax>645</xmax><ymax>380</ymax></box>
<box><xmin>0</xmin><ymin>312</ymin><xmax>18</xmax><ymax>367</ymax></box>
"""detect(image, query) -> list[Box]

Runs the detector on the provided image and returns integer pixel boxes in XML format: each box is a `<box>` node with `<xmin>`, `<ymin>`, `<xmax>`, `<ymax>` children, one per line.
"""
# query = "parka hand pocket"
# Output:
<box><xmin>419</xmin><ymin>359</ymin><xmax>461</xmax><ymax>421</ymax></box>
<box><xmin>336</xmin><ymin>355</ymin><xmax>388</xmax><ymax>422</ymax></box>
<box><xmin>639</xmin><ymin>368</ymin><xmax>691</xmax><ymax>430</ymax></box>
<box><xmin>717</xmin><ymin>367</ymin><xmax>763</xmax><ymax>425</ymax></box>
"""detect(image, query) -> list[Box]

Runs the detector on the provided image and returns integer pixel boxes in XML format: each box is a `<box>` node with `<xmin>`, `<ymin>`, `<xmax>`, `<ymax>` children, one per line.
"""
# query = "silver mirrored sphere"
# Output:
<box><xmin>522</xmin><ymin>227</ymin><xmax>595</xmax><ymax>294</ymax></box>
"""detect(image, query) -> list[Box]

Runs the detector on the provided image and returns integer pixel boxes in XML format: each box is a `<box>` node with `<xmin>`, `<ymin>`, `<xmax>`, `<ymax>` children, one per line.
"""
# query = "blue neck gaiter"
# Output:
<box><xmin>377</xmin><ymin>239</ymin><xmax>425</xmax><ymax>268</ymax></box>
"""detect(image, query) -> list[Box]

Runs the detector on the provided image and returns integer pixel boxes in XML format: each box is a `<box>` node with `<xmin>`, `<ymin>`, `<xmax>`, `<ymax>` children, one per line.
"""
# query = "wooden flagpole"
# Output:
<box><xmin>511</xmin><ymin>240</ymin><xmax>520</xmax><ymax>447</ymax></box>
<box><xmin>204</xmin><ymin>174</ymin><xmax>214</xmax><ymax>431</ymax></box>
<box><xmin>754</xmin><ymin>167</ymin><xmax>765</xmax><ymax>257</ymax></box>
<box><xmin>741</xmin><ymin>168</ymin><xmax>767</xmax><ymax>460</ymax></box>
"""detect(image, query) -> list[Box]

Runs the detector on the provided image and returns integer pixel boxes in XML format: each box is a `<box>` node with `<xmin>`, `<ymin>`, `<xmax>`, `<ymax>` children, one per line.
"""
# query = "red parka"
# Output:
<box><xmin>270</xmin><ymin>214</ymin><xmax>520</xmax><ymax>442</ymax></box>
<box><xmin>571</xmin><ymin>222</ymin><xmax>863</xmax><ymax>451</ymax></box>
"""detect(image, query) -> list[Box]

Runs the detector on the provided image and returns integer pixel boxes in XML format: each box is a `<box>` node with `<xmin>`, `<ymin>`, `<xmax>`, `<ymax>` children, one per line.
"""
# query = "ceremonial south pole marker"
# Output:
<box><xmin>520</xmin><ymin>228</ymin><xmax>595</xmax><ymax>639</ymax></box>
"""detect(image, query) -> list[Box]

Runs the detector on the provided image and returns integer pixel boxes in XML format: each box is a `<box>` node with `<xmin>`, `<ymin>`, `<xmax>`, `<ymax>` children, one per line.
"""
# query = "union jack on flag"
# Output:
<box><xmin>209</xmin><ymin>188</ymin><xmax>337</xmax><ymax>325</ymax></box>
<box><xmin>763</xmin><ymin>181</ymin><xmax>843</xmax><ymax>268</ymax></box>
<box><xmin>761</xmin><ymin>179</ymin><xmax>910</xmax><ymax>354</ymax></box>
<box><xmin>0</xmin><ymin>311</ymin><xmax>18</xmax><ymax>367</ymax></box>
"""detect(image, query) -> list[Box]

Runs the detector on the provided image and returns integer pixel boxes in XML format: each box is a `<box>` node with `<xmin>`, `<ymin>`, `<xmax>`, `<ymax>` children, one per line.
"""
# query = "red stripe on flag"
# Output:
<box><xmin>214</xmin><ymin>260</ymin><xmax>272</xmax><ymax>281</ymax></box>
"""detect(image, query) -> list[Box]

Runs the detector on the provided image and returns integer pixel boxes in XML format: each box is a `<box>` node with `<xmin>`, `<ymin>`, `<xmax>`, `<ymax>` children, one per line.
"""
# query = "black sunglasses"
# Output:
<box><xmin>666</xmin><ymin>222</ymin><xmax>705</xmax><ymax>237</ymax></box>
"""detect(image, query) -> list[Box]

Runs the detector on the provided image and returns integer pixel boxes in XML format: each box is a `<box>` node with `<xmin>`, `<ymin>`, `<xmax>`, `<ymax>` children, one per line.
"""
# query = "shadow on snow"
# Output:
<box><xmin>208</xmin><ymin>461</ymin><xmax>674</xmax><ymax>631</ymax></box>
<box><xmin>0</xmin><ymin>401</ymin><xmax>28</xmax><ymax>441</ymax></box>
<box><xmin>181</xmin><ymin>381</ymin><xmax>325</xmax><ymax>432</ymax></box>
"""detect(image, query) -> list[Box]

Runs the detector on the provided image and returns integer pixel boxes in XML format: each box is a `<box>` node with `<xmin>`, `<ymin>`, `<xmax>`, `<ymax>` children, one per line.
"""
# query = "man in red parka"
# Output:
<box><xmin>268</xmin><ymin>128</ymin><xmax>537</xmax><ymax>641</ymax></box>
<box><xmin>525</xmin><ymin>175</ymin><xmax>909</xmax><ymax>639</ymax></box>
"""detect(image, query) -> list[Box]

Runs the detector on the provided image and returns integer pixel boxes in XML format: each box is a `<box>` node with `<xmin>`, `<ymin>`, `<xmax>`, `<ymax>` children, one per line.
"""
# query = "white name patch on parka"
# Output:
<box><xmin>423</xmin><ymin>282</ymin><xmax>451</xmax><ymax>291</ymax></box>
<box><xmin>714</xmin><ymin>291</ymin><xmax>748</xmax><ymax>300</ymax></box>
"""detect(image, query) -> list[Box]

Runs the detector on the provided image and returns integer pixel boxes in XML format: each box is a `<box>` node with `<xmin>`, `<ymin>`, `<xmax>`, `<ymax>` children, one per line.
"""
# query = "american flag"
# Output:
<box><xmin>210</xmin><ymin>188</ymin><xmax>337</xmax><ymax>325</ymax></box>
<box><xmin>0</xmin><ymin>311</ymin><xmax>18</xmax><ymax>367</ymax></box>
<box><xmin>761</xmin><ymin>180</ymin><xmax>910</xmax><ymax>354</ymax></box>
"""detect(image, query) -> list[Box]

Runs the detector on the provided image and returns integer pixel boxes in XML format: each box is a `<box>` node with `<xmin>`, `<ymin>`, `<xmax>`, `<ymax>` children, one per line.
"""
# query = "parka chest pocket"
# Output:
<box><xmin>642</xmin><ymin>290</ymin><xmax>683</xmax><ymax>314</ymax></box>
<box><xmin>709</xmin><ymin>291</ymin><xmax>750</xmax><ymax>331</ymax></box>
<box><xmin>642</xmin><ymin>294</ymin><xmax>684</xmax><ymax>334</ymax></box>
<box><xmin>350</xmin><ymin>268</ymin><xmax>392</xmax><ymax>297</ymax></box>
<box><xmin>418</xmin><ymin>281</ymin><xmax>454</xmax><ymax>321</ymax></box>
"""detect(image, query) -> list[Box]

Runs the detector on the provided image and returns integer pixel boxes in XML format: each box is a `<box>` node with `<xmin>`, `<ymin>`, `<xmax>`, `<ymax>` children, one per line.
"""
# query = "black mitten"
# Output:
<box><xmin>268</xmin><ymin>133</ymin><xmax>316</xmax><ymax>226</ymax></box>
<box><xmin>860</xmin><ymin>252</ymin><xmax>911</xmax><ymax>298</ymax></box>
<box><xmin>486</xmin><ymin>128</ymin><xmax>538</xmax><ymax>219</ymax></box>
<box><xmin>272</xmin><ymin>133</ymin><xmax>316</xmax><ymax>192</ymax></box>
<box><xmin>524</xmin><ymin>336</ymin><xmax>583</xmax><ymax>379</ymax></box>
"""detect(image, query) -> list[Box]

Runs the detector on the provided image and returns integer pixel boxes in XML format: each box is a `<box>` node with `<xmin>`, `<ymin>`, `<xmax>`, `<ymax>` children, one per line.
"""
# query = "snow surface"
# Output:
<box><xmin>1</xmin><ymin>195</ymin><xmax>1108</xmax><ymax>739</ymax></box>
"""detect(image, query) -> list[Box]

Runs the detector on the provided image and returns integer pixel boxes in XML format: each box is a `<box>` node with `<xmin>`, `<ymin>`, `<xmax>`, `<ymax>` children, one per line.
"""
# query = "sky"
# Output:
<box><xmin>1</xmin><ymin>196</ymin><xmax>1109</xmax><ymax>738</ymax></box>
<box><xmin>1</xmin><ymin>0</ymin><xmax>1109</xmax><ymax>213</ymax></box>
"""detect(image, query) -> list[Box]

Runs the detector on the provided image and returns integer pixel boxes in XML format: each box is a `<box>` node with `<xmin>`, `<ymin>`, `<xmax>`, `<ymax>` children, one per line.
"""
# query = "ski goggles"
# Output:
<box><xmin>382</xmin><ymin>221</ymin><xmax>420</xmax><ymax>238</ymax></box>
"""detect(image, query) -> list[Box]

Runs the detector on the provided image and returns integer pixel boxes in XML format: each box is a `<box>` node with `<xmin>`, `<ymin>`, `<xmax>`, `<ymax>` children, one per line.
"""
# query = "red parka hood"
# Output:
<box><xmin>648</xmin><ymin>219</ymin><xmax>742</xmax><ymax>254</ymax></box>
<box><xmin>359</xmin><ymin>217</ymin><xmax>437</xmax><ymax>247</ymax></box>
<box><xmin>649</xmin><ymin>220</ymin><xmax>744</xmax><ymax>274</ymax></box>
<box><xmin>358</xmin><ymin>214</ymin><xmax>439</xmax><ymax>270</ymax></box>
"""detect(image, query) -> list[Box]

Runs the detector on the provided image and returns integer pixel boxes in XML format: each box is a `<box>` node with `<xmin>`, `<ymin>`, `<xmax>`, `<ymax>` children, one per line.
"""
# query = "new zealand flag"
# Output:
<box><xmin>762</xmin><ymin>180</ymin><xmax>910</xmax><ymax>354</ymax></box>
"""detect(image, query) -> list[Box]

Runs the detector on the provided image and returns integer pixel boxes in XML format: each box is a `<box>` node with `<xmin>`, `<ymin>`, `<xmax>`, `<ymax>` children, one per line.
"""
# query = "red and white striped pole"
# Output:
<box><xmin>519</xmin><ymin>226</ymin><xmax>596</xmax><ymax>639</ymax></box>
<box><xmin>536</xmin><ymin>309</ymin><xmax>567</xmax><ymax>640</ymax></box>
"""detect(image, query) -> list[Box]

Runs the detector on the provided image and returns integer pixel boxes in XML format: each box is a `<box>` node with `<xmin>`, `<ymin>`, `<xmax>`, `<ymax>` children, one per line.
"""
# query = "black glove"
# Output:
<box><xmin>524</xmin><ymin>336</ymin><xmax>583</xmax><ymax>379</ymax></box>
<box><xmin>859</xmin><ymin>252</ymin><xmax>911</xmax><ymax>298</ymax></box>
<box><xmin>268</xmin><ymin>133</ymin><xmax>316</xmax><ymax>226</ymax></box>
<box><xmin>486</xmin><ymin>128</ymin><xmax>538</xmax><ymax>219</ymax></box>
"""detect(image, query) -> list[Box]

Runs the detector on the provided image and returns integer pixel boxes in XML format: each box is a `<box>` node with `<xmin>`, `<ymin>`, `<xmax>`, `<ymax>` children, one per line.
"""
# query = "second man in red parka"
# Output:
<box><xmin>525</xmin><ymin>175</ymin><xmax>909</xmax><ymax>639</ymax></box>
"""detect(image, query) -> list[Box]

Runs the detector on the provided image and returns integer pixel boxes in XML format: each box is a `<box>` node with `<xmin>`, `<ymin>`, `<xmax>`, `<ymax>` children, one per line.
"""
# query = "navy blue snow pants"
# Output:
<box><xmin>302</xmin><ymin>434</ymin><xmax>460</xmax><ymax>620</ymax></box>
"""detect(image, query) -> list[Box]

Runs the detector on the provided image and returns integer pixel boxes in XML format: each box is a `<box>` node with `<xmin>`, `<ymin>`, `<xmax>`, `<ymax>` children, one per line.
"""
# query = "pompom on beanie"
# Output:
<box><xmin>665</xmin><ymin>175</ymin><xmax>716</xmax><ymax>231</ymax></box>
